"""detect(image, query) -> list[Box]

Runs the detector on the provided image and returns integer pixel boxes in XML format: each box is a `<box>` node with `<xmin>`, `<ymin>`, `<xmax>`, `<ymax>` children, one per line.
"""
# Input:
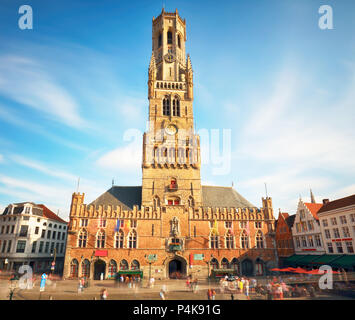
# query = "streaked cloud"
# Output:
<box><xmin>0</xmin><ymin>55</ymin><xmax>87</xmax><ymax>129</ymax></box>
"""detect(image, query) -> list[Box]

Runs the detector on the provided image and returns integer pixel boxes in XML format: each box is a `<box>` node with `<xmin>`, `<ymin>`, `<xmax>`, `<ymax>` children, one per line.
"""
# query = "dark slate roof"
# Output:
<box><xmin>285</xmin><ymin>214</ymin><xmax>296</xmax><ymax>229</ymax></box>
<box><xmin>317</xmin><ymin>194</ymin><xmax>355</xmax><ymax>214</ymax></box>
<box><xmin>201</xmin><ymin>186</ymin><xmax>256</xmax><ymax>208</ymax></box>
<box><xmin>90</xmin><ymin>185</ymin><xmax>255</xmax><ymax>210</ymax></box>
<box><xmin>90</xmin><ymin>186</ymin><xmax>142</xmax><ymax>210</ymax></box>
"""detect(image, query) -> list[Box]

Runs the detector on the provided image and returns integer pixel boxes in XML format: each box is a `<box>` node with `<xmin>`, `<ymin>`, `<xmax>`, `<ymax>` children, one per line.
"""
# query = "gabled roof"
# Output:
<box><xmin>38</xmin><ymin>204</ymin><xmax>67</xmax><ymax>224</ymax></box>
<box><xmin>201</xmin><ymin>186</ymin><xmax>256</xmax><ymax>208</ymax></box>
<box><xmin>317</xmin><ymin>194</ymin><xmax>355</xmax><ymax>214</ymax></box>
<box><xmin>304</xmin><ymin>202</ymin><xmax>323</xmax><ymax>220</ymax></box>
<box><xmin>285</xmin><ymin>214</ymin><xmax>296</xmax><ymax>229</ymax></box>
<box><xmin>90</xmin><ymin>186</ymin><xmax>142</xmax><ymax>210</ymax></box>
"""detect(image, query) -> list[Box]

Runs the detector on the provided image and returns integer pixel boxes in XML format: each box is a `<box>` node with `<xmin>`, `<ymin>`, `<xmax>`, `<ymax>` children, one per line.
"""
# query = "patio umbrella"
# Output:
<box><xmin>292</xmin><ymin>267</ymin><xmax>309</xmax><ymax>274</ymax></box>
<box><xmin>270</xmin><ymin>268</ymin><xmax>282</xmax><ymax>271</ymax></box>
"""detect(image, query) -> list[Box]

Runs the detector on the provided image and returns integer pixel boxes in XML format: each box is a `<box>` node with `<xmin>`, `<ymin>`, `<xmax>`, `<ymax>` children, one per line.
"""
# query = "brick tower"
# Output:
<box><xmin>142</xmin><ymin>8</ymin><xmax>202</xmax><ymax>208</ymax></box>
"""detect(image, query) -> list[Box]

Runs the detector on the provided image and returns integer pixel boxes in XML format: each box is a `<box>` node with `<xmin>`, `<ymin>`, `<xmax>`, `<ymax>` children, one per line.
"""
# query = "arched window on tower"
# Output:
<box><xmin>158</xmin><ymin>33</ymin><xmax>162</xmax><ymax>48</ymax></box>
<box><xmin>153</xmin><ymin>196</ymin><xmax>160</xmax><ymax>210</ymax></box>
<box><xmin>177</xmin><ymin>34</ymin><xmax>181</xmax><ymax>48</ymax></box>
<box><xmin>167</xmin><ymin>31</ymin><xmax>172</xmax><ymax>44</ymax></box>
<box><xmin>163</xmin><ymin>97</ymin><xmax>170</xmax><ymax>116</ymax></box>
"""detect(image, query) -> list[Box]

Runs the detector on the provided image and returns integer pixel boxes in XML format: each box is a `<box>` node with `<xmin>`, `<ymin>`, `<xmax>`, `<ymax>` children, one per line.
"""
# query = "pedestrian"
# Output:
<box><xmin>40</xmin><ymin>273</ymin><xmax>47</xmax><ymax>292</ymax></box>
<box><xmin>245</xmin><ymin>278</ymin><xmax>250</xmax><ymax>300</ymax></box>
<box><xmin>100</xmin><ymin>288</ymin><xmax>108</xmax><ymax>300</ymax></box>
<box><xmin>211</xmin><ymin>289</ymin><xmax>216</xmax><ymax>300</ymax></box>
<box><xmin>239</xmin><ymin>278</ymin><xmax>244</xmax><ymax>293</ymax></box>
<box><xmin>207</xmin><ymin>288</ymin><xmax>211</xmax><ymax>300</ymax></box>
<box><xmin>231</xmin><ymin>293</ymin><xmax>234</xmax><ymax>300</ymax></box>
<box><xmin>160</xmin><ymin>289</ymin><xmax>165</xmax><ymax>300</ymax></box>
<box><xmin>78</xmin><ymin>279</ymin><xmax>83</xmax><ymax>294</ymax></box>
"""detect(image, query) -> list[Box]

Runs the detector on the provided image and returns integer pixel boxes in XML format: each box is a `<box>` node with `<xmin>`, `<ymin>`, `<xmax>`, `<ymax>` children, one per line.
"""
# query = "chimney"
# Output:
<box><xmin>322</xmin><ymin>199</ymin><xmax>329</xmax><ymax>205</ymax></box>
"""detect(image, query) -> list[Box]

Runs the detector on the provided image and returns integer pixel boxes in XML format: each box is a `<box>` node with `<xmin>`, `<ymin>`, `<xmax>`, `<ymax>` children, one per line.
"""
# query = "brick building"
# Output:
<box><xmin>63</xmin><ymin>8</ymin><xmax>277</xmax><ymax>280</ymax></box>
<box><xmin>275</xmin><ymin>211</ymin><xmax>295</xmax><ymax>267</ymax></box>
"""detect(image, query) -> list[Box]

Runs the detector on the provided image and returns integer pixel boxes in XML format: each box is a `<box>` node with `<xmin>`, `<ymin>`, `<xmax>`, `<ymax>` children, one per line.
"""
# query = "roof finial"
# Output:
<box><xmin>310</xmin><ymin>188</ymin><xmax>316</xmax><ymax>203</ymax></box>
<box><xmin>264</xmin><ymin>182</ymin><xmax>268</xmax><ymax>198</ymax></box>
<box><xmin>112</xmin><ymin>178</ymin><xmax>115</xmax><ymax>187</ymax></box>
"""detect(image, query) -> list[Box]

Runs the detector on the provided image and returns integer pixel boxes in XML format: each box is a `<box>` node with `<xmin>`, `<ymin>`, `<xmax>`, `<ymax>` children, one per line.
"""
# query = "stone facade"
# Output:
<box><xmin>63</xmin><ymin>9</ymin><xmax>277</xmax><ymax>280</ymax></box>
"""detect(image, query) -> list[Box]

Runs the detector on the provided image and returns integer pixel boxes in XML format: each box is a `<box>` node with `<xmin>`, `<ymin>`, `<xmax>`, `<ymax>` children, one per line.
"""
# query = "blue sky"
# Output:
<box><xmin>0</xmin><ymin>0</ymin><xmax>354</xmax><ymax>220</ymax></box>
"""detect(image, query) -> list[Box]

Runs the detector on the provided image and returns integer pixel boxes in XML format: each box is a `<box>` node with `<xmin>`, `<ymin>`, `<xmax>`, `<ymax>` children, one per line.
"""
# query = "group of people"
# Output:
<box><xmin>114</xmin><ymin>274</ymin><xmax>142</xmax><ymax>288</ymax></box>
<box><xmin>185</xmin><ymin>277</ymin><xmax>199</xmax><ymax>292</ymax></box>
<box><xmin>219</xmin><ymin>275</ymin><xmax>257</xmax><ymax>299</ymax></box>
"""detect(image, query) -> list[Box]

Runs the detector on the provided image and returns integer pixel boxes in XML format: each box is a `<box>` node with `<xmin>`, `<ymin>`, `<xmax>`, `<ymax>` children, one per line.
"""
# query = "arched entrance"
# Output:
<box><xmin>241</xmin><ymin>259</ymin><xmax>254</xmax><ymax>276</ymax></box>
<box><xmin>94</xmin><ymin>259</ymin><xmax>106</xmax><ymax>280</ymax></box>
<box><xmin>168</xmin><ymin>257</ymin><xmax>186</xmax><ymax>279</ymax></box>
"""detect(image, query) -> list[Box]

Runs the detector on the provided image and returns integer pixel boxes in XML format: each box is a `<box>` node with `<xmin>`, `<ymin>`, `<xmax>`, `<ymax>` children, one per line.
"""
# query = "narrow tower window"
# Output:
<box><xmin>178</xmin><ymin>35</ymin><xmax>181</xmax><ymax>48</ymax></box>
<box><xmin>158</xmin><ymin>33</ymin><xmax>162</xmax><ymax>48</ymax></box>
<box><xmin>167</xmin><ymin>31</ymin><xmax>173</xmax><ymax>44</ymax></box>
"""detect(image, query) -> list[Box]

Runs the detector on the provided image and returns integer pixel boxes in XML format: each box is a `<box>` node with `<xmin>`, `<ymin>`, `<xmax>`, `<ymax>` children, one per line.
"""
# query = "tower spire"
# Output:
<box><xmin>310</xmin><ymin>188</ymin><xmax>316</xmax><ymax>203</ymax></box>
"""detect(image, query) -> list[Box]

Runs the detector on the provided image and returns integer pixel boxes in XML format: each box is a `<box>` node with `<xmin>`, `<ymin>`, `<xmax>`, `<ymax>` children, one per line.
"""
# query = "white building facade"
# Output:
<box><xmin>0</xmin><ymin>202</ymin><xmax>68</xmax><ymax>274</ymax></box>
<box><xmin>291</xmin><ymin>199</ymin><xmax>325</xmax><ymax>255</ymax></box>
<box><xmin>317</xmin><ymin>195</ymin><xmax>355</xmax><ymax>256</ymax></box>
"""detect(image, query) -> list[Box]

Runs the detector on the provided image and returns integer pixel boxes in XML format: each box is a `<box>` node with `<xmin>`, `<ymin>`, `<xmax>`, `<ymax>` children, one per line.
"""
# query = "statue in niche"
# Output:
<box><xmin>171</xmin><ymin>216</ymin><xmax>179</xmax><ymax>237</ymax></box>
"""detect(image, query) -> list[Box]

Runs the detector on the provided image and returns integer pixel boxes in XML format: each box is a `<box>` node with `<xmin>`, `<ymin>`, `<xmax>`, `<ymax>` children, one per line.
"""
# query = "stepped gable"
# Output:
<box><xmin>90</xmin><ymin>186</ymin><xmax>142</xmax><ymax>210</ymax></box>
<box><xmin>201</xmin><ymin>185</ymin><xmax>256</xmax><ymax>209</ymax></box>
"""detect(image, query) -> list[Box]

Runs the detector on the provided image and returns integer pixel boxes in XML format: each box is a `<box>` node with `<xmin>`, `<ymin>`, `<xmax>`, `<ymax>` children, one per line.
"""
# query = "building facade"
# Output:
<box><xmin>275</xmin><ymin>212</ymin><xmax>295</xmax><ymax>266</ymax></box>
<box><xmin>318</xmin><ymin>195</ymin><xmax>355</xmax><ymax>256</ymax></box>
<box><xmin>291</xmin><ymin>197</ymin><xmax>325</xmax><ymax>255</ymax></box>
<box><xmin>0</xmin><ymin>202</ymin><xmax>68</xmax><ymax>274</ymax></box>
<box><xmin>63</xmin><ymin>9</ymin><xmax>277</xmax><ymax>281</ymax></box>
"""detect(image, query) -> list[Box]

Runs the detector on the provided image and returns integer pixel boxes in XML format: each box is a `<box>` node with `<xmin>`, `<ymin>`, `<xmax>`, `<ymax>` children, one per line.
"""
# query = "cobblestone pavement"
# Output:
<box><xmin>0</xmin><ymin>279</ymin><xmax>353</xmax><ymax>300</ymax></box>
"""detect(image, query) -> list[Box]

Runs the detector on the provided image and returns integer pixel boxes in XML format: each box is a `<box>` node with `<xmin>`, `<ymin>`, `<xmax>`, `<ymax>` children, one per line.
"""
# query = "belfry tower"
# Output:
<box><xmin>142</xmin><ymin>8</ymin><xmax>202</xmax><ymax>208</ymax></box>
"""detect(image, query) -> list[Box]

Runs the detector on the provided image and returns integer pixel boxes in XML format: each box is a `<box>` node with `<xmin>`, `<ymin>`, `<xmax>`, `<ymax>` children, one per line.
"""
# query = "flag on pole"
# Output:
<box><xmin>246</xmin><ymin>221</ymin><xmax>250</xmax><ymax>235</ymax></box>
<box><xmin>114</xmin><ymin>219</ymin><xmax>120</xmax><ymax>232</ymax></box>
<box><xmin>212</xmin><ymin>219</ymin><xmax>219</xmax><ymax>235</ymax></box>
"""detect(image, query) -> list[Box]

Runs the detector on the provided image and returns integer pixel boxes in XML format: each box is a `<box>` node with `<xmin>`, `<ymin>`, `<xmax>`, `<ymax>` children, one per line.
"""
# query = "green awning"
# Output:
<box><xmin>293</xmin><ymin>254</ymin><xmax>323</xmax><ymax>265</ymax></box>
<box><xmin>283</xmin><ymin>255</ymin><xmax>307</xmax><ymax>263</ymax></box>
<box><xmin>331</xmin><ymin>255</ymin><xmax>355</xmax><ymax>268</ymax></box>
<box><xmin>117</xmin><ymin>270</ymin><xmax>143</xmax><ymax>277</ymax></box>
<box><xmin>309</xmin><ymin>254</ymin><xmax>344</xmax><ymax>266</ymax></box>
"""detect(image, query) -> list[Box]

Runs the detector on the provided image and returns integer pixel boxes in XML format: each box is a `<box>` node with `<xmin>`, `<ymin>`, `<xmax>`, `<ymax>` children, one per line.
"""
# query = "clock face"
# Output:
<box><xmin>165</xmin><ymin>124</ymin><xmax>177</xmax><ymax>135</ymax></box>
<box><xmin>164</xmin><ymin>53</ymin><xmax>175</xmax><ymax>63</ymax></box>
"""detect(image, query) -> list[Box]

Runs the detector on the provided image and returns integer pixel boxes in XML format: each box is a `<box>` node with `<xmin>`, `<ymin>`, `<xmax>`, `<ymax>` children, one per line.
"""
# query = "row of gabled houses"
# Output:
<box><xmin>275</xmin><ymin>192</ymin><xmax>355</xmax><ymax>271</ymax></box>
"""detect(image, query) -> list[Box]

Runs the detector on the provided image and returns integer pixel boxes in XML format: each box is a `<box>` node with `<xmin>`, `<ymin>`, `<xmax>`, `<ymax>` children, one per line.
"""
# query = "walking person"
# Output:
<box><xmin>245</xmin><ymin>278</ymin><xmax>250</xmax><ymax>300</ymax></box>
<box><xmin>211</xmin><ymin>289</ymin><xmax>216</xmax><ymax>300</ymax></box>
<box><xmin>40</xmin><ymin>273</ymin><xmax>48</xmax><ymax>292</ymax></box>
<box><xmin>207</xmin><ymin>288</ymin><xmax>212</xmax><ymax>300</ymax></box>
<box><xmin>100</xmin><ymin>288</ymin><xmax>108</xmax><ymax>300</ymax></box>
<box><xmin>160</xmin><ymin>289</ymin><xmax>165</xmax><ymax>300</ymax></box>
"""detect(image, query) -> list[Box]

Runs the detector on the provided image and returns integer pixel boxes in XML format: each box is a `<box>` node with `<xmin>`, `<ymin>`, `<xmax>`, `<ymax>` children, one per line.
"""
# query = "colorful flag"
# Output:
<box><xmin>114</xmin><ymin>219</ymin><xmax>120</xmax><ymax>232</ymax></box>
<box><xmin>212</xmin><ymin>219</ymin><xmax>219</xmax><ymax>235</ymax></box>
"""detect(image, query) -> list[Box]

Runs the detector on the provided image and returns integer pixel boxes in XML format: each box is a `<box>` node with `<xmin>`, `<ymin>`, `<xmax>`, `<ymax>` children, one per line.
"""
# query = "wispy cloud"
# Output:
<box><xmin>0</xmin><ymin>55</ymin><xmax>87</xmax><ymax>129</ymax></box>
